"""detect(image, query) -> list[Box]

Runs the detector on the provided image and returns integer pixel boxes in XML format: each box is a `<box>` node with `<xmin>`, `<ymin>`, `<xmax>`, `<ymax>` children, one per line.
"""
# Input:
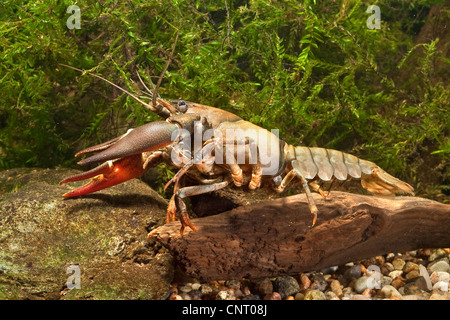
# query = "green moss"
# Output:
<box><xmin>0</xmin><ymin>0</ymin><xmax>447</xmax><ymax>201</ymax></box>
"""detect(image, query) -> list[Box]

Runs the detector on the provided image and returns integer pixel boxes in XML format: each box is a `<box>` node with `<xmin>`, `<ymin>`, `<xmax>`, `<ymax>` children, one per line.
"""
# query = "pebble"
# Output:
<box><xmin>310</xmin><ymin>274</ymin><xmax>328</xmax><ymax>291</ymax></box>
<box><xmin>353</xmin><ymin>276</ymin><xmax>370</xmax><ymax>294</ymax></box>
<box><xmin>191</xmin><ymin>283</ymin><xmax>201</xmax><ymax>291</ymax></box>
<box><xmin>254</xmin><ymin>278</ymin><xmax>273</xmax><ymax>296</ymax></box>
<box><xmin>382</xmin><ymin>262</ymin><xmax>395</xmax><ymax>275</ymax></box>
<box><xmin>169</xmin><ymin>248</ymin><xmax>450</xmax><ymax>301</ymax></box>
<box><xmin>325</xmin><ymin>291</ymin><xmax>339</xmax><ymax>300</ymax></box>
<box><xmin>179</xmin><ymin>285</ymin><xmax>192</xmax><ymax>293</ymax></box>
<box><xmin>303</xmin><ymin>290</ymin><xmax>326</xmax><ymax>300</ymax></box>
<box><xmin>386</xmin><ymin>253</ymin><xmax>396</xmax><ymax>261</ymax></box>
<box><xmin>344</xmin><ymin>265</ymin><xmax>362</xmax><ymax>280</ymax></box>
<box><xmin>403</xmin><ymin>261</ymin><xmax>419</xmax><ymax>273</ymax></box>
<box><xmin>263</xmin><ymin>292</ymin><xmax>281</xmax><ymax>300</ymax></box>
<box><xmin>401</xmin><ymin>295</ymin><xmax>421</xmax><ymax>300</ymax></box>
<box><xmin>380</xmin><ymin>285</ymin><xmax>402</xmax><ymax>299</ymax></box>
<box><xmin>273</xmin><ymin>276</ymin><xmax>300</xmax><ymax>299</ymax></box>
<box><xmin>419</xmin><ymin>264</ymin><xmax>432</xmax><ymax>291</ymax></box>
<box><xmin>299</xmin><ymin>273</ymin><xmax>311</xmax><ymax>290</ymax></box>
<box><xmin>405</xmin><ymin>270</ymin><xmax>420</xmax><ymax>280</ymax></box>
<box><xmin>432</xmin><ymin>281</ymin><xmax>448</xmax><ymax>292</ymax></box>
<box><xmin>428</xmin><ymin>260</ymin><xmax>450</xmax><ymax>273</ymax></box>
<box><xmin>392</xmin><ymin>258</ymin><xmax>406</xmax><ymax>271</ymax></box>
<box><xmin>429</xmin><ymin>248</ymin><xmax>447</xmax><ymax>261</ymax></box>
<box><xmin>408</xmin><ymin>276</ymin><xmax>430</xmax><ymax>291</ymax></box>
<box><xmin>294</xmin><ymin>292</ymin><xmax>304</xmax><ymax>300</ymax></box>
<box><xmin>201</xmin><ymin>284</ymin><xmax>214</xmax><ymax>295</ymax></box>
<box><xmin>216</xmin><ymin>290</ymin><xmax>235</xmax><ymax>300</ymax></box>
<box><xmin>429</xmin><ymin>271</ymin><xmax>450</xmax><ymax>284</ymax></box>
<box><xmin>388</xmin><ymin>270</ymin><xmax>403</xmax><ymax>279</ymax></box>
<box><xmin>381</xmin><ymin>276</ymin><xmax>393</xmax><ymax>286</ymax></box>
<box><xmin>391</xmin><ymin>277</ymin><xmax>405</xmax><ymax>289</ymax></box>
<box><xmin>428</xmin><ymin>292</ymin><xmax>448</xmax><ymax>300</ymax></box>
<box><xmin>349</xmin><ymin>294</ymin><xmax>371</xmax><ymax>300</ymax></box>
<box><xmin>404</xmin><ymin>282</ymin><xmax>424</xmax><ymax>295</ymax></box>
<box><xmin>330</xmin><ymin>279</ymin><xmax>343</xmax><ymax>297</ymax></box>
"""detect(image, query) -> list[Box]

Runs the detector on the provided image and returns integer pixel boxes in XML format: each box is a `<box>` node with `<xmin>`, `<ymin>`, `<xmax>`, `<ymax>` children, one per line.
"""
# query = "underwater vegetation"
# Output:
<box><xmin>0</xmin><ymin>0</ymin><xmax>448</xmax><ymax>202</ymax></box>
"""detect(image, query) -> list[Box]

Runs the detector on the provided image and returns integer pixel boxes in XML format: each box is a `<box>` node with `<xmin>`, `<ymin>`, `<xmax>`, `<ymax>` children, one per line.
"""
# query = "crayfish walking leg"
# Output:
<box><xmin>163</xmin><ymin>180</ymin><xmax>231</xmax><ymax>236</ymax></box>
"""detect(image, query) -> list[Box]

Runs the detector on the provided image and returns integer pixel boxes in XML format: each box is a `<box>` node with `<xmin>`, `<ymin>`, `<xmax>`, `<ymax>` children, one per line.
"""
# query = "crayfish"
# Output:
<box><xmin>60</xmin><ymin>65</ymin><xmax>414</xmax><ymax>235</ymax></box>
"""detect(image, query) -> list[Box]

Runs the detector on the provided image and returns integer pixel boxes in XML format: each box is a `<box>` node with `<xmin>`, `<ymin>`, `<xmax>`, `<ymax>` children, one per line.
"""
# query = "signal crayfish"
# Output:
<box><xmin>60</xmin><ymin>65</ymin><xmax>415</xmax><ymax>235</ymax></box>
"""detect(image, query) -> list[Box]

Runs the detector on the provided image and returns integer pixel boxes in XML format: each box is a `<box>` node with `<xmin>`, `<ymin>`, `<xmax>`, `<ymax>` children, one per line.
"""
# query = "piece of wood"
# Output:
<box><xmin>151</xmin><ymin>191</ymin><xmax>450</xmax><ymax>281</ymax></box>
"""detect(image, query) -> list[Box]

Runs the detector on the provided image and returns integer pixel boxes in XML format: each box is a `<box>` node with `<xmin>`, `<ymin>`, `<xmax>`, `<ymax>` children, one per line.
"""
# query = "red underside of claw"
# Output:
<box><xmin>61</xmin><ymin>154</ymin><xmax>147</xmax><ymax>198</ymax></box>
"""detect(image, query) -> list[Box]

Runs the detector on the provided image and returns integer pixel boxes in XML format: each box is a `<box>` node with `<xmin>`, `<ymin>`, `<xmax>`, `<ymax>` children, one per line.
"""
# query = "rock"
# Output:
<box><xmin>254</xmin><ymin>278</ymin><xmax>273</xmax><ymax>296</ymax></box>
<box><xmin>353</xmin><ymin>276</ymin><xmax>370</xmax><ymax>294</ymax></box>
<box><xmin>0</xmin><ymin>168</ymin><xmax>172</xmax><ymax>300</ymax></box>
<box><xmin>419</xmin><ymin>264</ymin><xmax>432</xmax><ymax>291</ymax></box>
<box><xmin>310</xmin><ymin>274</ymin><xmax>327</xmax><ymax>291</ymax></box>
<box><xmin>380</xmin><ymin>285</ymin><xmax>402</xmax><ymax>299</ymax></box>
<box><xmin>382</xmin><ymin>262</ymin><xmax>395</xmax><ymax>275</ymax></box>
<box><xmin>392</xmin><ymin>258</ymin><xmax>406</xmax><ymax>271</ymax></box>
<box><xmin>227</xmin><ymin>280</ymin><xmax>241</xmax><ymax>289</ymax></box>
<box><xmin>179</xmin><ymin>285</ymin><xmax>192</xmax><ymax>293</ymax></box>
<box><xmin>432</xmin><ymin>281</ymin><xmax>449</xmax><ymax>292</ymax></box>
<box><xmin>189</xmin><ymin>290</ymin><xmax>202</xmax><ymax>300</ymax></box>
<box><xmin>191</xmin><ymin>283</ymin><xmax>201</xmax><ymax>291</ymax></box>
<box><xmin>216</xmin><ymin>290</ymin><xmax>235</xmax><ymax>300</ymax></box>
<box><xmin>349</xmin><ymin>294</ymin><xmax>371</xmax><ymax>300</ymax></box>
<box><xmin>429</xmin><ymin>249</ymin><xmax>447</xmax><ymax>261</ymax></box>
<box><xmin>378</xmin><ymin>276</ymin><xmax>391</xmax><ymax>287</ymax></box>
<box><xmin>401</xmin><ymin>295</ymin><xmax>421</xmax><ymax>300</ymax></box>
<box><xmin>303</xmin><ymin>290</ymin><xmax>326</xmax><ymax>300</ymax></box>
<box><xmin>386</xmin><ymin>253</ymin><xmax>396</xmax><ymax>261</ymax></box>
<box><xmin>242</xmin><ymin>294</ymin><xmax>261</xmax><ymax>300</ymax></box>
<box><xmin>404</xmin><ymin>282</ymin><xmax>423</xmax><ymax>295</ymax></box>
<box><xmin>429</xmin><ymin>292</ymin><xmax>449</xmax><ymax>300</ymax></box>
<box><xmin>273</xmin><ymin>276</ymin><xmax>300</xmax><ymax>299</ymax></box>
<box><xmin>325</xmin><ymin>291</ymin><xmax>339</xmax><ymax>300</ymax></box>
<box><xmin>330</xmin><ymin>279</ymin><xmax>343</xmax><ymax>297</ymax></box>
<box><xmin>389</xmin><ymin>270</ymin><xmax>404</xmax><ymax>279</ymax></box>
<box><xmin>362</xmin><ymin>288</ymin><xmax>372</xmax><ymax>297</ymax></box>
<box><xmin>391</xmin><ymin>277</ymin><xmax>405</xmax><ymax>289</ymax></box>
<box><xmin>428</xmin><ymin>260</ymin><xmax>450</xmax><ymax>273</ymax></box>
<box><xmin>200</xmin><ymin>284</ymin><xmax>214</xmax><ymax>295</ymax></box>
<box><xmin>299</xmin><ymin>273</ymin><xmax>311</xmax><ymax>290</ymax></box>
<box><xmin>405</xmin><ymin>270</ymin><xmax>420</xmax><ymax>280</ymax></box>
<box><xmin>263</xmin><ymin>292</ymin><xmax>281</xmax><ymax>300</ymax></box>
<box><xmin>294</xmin><ymin>292</ymin><xmax>304</xmax><ymax>300</ymax></box>
<box><xmin>430</xmin><ymin>271</ymin><xmax>450</xmax><ymax>284</ymax></box>
<box><xmin>403</xmin><ymin>262</ymin><xmax>419</xmax><ymax>273</ymax></box>
<box><xmin>406</xmin><ymin>276</ymin><xmax>430</xmax><ymax>292</ymax></box>
<box><xmin>344</xmin><ymin>265</ymin><xmax>362</xmax><ymax>280</ymax></box>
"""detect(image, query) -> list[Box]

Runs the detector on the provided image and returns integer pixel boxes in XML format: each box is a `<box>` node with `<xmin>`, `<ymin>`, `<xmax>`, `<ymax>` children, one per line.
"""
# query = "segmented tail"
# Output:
<box><xmin>286</xmin><ymin>145</ymin><xmax>414</xmax><ymax>196</ymax></box>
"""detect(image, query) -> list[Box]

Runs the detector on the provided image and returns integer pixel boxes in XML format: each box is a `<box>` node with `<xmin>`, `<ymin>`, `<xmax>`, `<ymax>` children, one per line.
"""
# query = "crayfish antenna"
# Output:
<box><xmin>58</xmin><ymin>63</ymin><xmax>177</xmax><ymax>116</ymax></box>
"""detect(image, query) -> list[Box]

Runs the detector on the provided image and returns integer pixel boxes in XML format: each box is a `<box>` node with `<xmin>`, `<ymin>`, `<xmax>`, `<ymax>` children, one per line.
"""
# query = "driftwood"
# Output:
<box><xmin>151</xmin><ymin>191</ymin><xmax>450</xmax><ymax>281</ymax></box>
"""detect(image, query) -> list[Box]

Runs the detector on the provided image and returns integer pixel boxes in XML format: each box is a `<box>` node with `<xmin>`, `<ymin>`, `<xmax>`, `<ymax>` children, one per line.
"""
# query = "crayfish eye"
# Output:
<box><xmin>177</xmin><ymin>100</ymin><xmax>187</xmax><ymax>113</ymax></box>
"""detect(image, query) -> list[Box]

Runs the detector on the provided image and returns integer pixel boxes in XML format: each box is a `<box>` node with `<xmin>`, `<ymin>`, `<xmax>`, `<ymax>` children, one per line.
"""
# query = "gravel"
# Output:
<box><xmin>168</xmin><ymin>248</ymin><xmax>450</xmax><ymax>300</ymax></box>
